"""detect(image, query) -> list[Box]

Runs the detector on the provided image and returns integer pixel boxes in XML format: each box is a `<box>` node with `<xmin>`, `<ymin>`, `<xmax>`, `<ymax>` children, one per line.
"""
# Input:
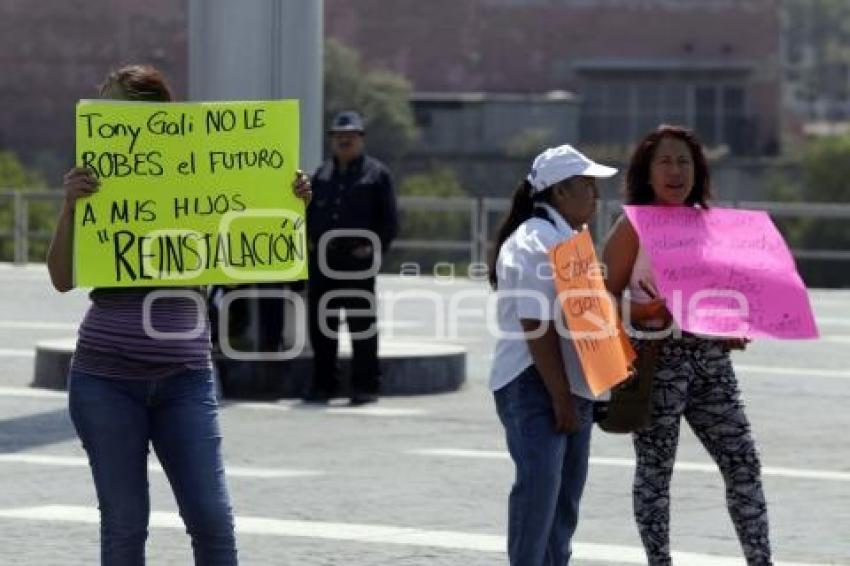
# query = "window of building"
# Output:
<box><xmin>579</xmin><ymin>80</ymin><xmax>751</xmax><ymax>152</ymax></box>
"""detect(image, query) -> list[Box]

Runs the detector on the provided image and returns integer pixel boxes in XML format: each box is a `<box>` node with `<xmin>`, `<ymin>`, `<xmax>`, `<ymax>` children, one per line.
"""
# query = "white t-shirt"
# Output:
<box><xmin>488</xmin><ymin>203</ymin><xmax>605</xmax><ymax>400</ymax></box>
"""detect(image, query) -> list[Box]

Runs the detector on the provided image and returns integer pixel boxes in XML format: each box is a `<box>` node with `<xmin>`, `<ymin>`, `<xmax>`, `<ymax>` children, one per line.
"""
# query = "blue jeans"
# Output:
<box><xmin>494</xmin><ymin>365</ymin><xmax>594</xmax><ymax>566</ymax></box>
<box><xmin>68</xmin><ymin>369</ymin><xmax>237</xmax><ymax>566</ymax></box>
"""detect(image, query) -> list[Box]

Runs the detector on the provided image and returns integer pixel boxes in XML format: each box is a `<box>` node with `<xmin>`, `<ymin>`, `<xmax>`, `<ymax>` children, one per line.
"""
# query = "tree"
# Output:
<box><xmin>398</xmin><ymin>167</ymin><xmax>466</xmax><ymax>199</ymax></box>
<box><xmin>0</xmin><ymin>150</ymin><xmax>53</xmax><ymax>262</ymax></box>
<box><xmin>799</xmin><ymin>135</ymin><xmax>850</xmax><ymax>202</ymax></box>
<box><xmin>386</xmin><ymin>167</ymin><xmax>470</xmax><ymax>273</ymax></box>
<box><xmin>323</xmin><ymin>39</ymin><xmax>418</xmax><ymax>165</ymax></box>
<box><xmin>795</xmin><ymin>136</ymin><xmax>850</xmax><ymax>251</ymax></box>
<box><xmin>764</xmin><ymin>134</ymin><xmax>850</xmax><ymax>285</ymax></box>
<box><xmin>503</xmin><ymin>128</ymin><xmax>555</xmax><ymax>160</ymax></box>
<box><xmin>768</xmin><ymin>136</ymin><xmax>850</xmax><ymax>265</ymax></box>
<box><xmin>784</xmin><ymin>0</ymin><xmax>850</xmax><ymax>120</ymax></box>
<box><xmin>0</xmin><ymin>151</ymin><xmax>47</xmax><ymax>188</ymax></box>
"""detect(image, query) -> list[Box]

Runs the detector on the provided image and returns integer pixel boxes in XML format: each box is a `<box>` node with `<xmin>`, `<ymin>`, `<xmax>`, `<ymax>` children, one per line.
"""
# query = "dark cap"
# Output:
<box><xmin>329</xmin><ymin>110</ymin><xmax>365</xmax><ymax>133</ymax></box>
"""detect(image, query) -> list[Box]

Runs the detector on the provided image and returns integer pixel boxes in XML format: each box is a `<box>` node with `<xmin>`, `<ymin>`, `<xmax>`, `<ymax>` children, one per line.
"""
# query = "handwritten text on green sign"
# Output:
<box><xmin>74</xmin><ymin>99</ymin><xmax>304</xmax><ymax>287</ymax></box>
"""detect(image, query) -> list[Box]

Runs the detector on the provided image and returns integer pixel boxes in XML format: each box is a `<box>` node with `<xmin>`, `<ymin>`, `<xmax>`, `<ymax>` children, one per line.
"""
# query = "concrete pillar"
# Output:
<box><xmin>188</xmin><ymin>0</ymin><xmax>323</xmax><ymax>172</ymax></box>
<box><xmin>188</xmin><ymin>0</ymin><xmax>322</xmax><ymax>354</ymax></box>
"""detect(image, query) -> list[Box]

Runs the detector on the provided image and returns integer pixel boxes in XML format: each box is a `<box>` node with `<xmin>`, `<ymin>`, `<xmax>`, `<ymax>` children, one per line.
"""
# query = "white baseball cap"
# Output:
<box><xmin>526</xmin><ymin>144</ymin><xmax>617</xmax><ymax>193</ymax></box>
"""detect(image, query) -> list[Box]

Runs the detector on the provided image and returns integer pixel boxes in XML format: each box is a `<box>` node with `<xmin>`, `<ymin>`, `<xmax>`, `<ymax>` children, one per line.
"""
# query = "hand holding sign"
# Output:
<box><xmin>293</xmin><ymin>170</ymin><xmax>312</xmax><ymax>205</ymax></box>
<box><xmin>636</xmin><ymin>279</ymin><xmax>673</xmax><ymax>327</ymax></box>
<box><xmin>62</xmin><ymin>167</ymin><xmax>100</xmax><ymax>215</ymax></box>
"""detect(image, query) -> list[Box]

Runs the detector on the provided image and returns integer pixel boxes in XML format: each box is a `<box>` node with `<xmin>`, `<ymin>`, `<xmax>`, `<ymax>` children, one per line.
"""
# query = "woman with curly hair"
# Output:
<box><xmin>602</xmin><ymin>125</ymin><xmax>772</xmax><ymax>565</ymax></box>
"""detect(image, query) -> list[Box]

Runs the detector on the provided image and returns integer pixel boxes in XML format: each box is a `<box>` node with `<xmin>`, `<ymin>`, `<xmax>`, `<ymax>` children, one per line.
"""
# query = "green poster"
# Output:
<box><xmin>74</xmin><ymin>99</ymin><xmax>305</xmax><ymax>287</ymax></box>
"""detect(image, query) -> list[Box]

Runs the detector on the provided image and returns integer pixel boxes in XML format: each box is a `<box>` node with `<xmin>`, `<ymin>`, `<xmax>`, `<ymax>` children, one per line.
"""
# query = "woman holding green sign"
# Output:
<box><xmin>603</xmin><ymin>125</ymin><xmax>772</xmax><ymax>565</ymax></box>
<box><xmin>47</xmin><ymin>65</ymin><xmax>312</xmax><ymax>565</ymax></box>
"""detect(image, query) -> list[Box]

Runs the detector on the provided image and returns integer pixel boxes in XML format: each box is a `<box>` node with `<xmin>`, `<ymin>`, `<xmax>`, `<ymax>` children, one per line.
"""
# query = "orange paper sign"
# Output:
<box><xmin>550</xmin><ymin>230</ymin><xmax>635</xmax><ymax>396</ymax></box>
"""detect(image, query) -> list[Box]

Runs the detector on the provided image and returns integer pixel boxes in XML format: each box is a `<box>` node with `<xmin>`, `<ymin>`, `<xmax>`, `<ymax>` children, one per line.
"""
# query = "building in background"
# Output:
<box><xmin>412</xmin><ymin>91</ymin><xmax>578</xmax><ymax>156</ymax></box>
<box><xmin>0</xmin><ymin>0</ymin><xmax>187</xmax><ymax>180</ymax></box>
<box><xmin>782</xmin><ymin>0</ymin><xmax>850</xmax><ymax>136</ymax></box>
<box><xmin>1</xmin><ymin>0</ymin><xmax>781</xmax><ymax>188</ymax></box>
<box><xmin>405</xmin><ymin>90</ymin><xmax>579</xmax><ymax>193</ymax></box>
<box><xmin>325</xmin><ymin>0</ymin><xmax>782</xmax><ymax>156</ymax></box>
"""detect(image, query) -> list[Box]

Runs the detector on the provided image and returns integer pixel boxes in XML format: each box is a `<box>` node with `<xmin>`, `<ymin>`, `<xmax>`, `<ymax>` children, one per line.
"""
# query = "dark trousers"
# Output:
<box><xmin>307</xmin><ymin>269</ymin><xmax>380</xmax><ymax>396</ymax></box>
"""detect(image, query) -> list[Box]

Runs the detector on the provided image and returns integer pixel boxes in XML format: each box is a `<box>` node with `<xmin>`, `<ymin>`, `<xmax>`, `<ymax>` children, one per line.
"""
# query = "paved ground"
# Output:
<box><xmin>0</xmin><ymin>263</ymin><xmax>848</xmax><ymax>565</ymax></box>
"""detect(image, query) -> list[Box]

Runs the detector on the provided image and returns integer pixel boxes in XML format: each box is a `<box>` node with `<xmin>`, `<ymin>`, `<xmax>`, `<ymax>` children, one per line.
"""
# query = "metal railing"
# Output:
<box><xmin>395</xmin><ymin>195</ymin><xmax>481</xmax><ymax>264</ymax></box>
<box><xmin>0</xmin><ymin>189</ymin><xmax>65</xmax><ymax>264</ymax></box>
<box><xmin>2</xmin><ymin>190</ymin><xmax>849</xmax><ymax>267</ymax></box>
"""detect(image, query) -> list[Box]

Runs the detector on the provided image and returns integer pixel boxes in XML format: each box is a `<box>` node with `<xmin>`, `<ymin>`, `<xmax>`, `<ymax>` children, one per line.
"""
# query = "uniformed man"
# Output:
<box><xmin>304</xmin><ymin>111</ymin><xmax>398</xmax><ymax>405</ymax></box>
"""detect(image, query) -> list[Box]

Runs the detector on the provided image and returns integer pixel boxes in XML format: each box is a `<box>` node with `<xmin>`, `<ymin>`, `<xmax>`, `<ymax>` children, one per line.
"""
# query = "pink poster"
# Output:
<box><xmin>624</xmin><ymin>206</ymin><xmax>819</xmax><ymax>340</ymax></box>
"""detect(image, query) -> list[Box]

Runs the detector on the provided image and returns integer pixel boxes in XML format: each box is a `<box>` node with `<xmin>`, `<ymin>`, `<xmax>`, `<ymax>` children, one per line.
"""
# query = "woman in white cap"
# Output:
<box><xmin>487</xmin><ymin>144</ymin><xmax>617</xmax><ymax>565</ymax></box>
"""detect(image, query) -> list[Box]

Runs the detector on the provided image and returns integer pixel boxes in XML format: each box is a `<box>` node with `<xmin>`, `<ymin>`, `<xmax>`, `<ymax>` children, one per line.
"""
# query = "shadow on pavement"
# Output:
<box><xmin>0</xmin><ymin>409</ymin><xmax>76</xmax><ymax>452</ymax></box>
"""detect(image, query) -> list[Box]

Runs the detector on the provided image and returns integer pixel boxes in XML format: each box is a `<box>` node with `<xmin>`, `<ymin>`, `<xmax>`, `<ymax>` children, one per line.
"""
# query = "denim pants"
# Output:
<box><xmin>68</xmin><ymin>368</ymin><xmax>238</xmax><ymax>566</ymax></box>
<box><xmin>494</xmin><ymin>365</ymin><xmax>594</xmax><ymax>566</ymax></box>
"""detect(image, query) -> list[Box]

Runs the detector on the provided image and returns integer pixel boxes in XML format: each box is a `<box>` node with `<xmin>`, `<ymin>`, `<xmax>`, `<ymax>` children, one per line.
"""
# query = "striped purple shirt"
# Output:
<box><xmin>72</xmin><ymin>288</ymin><xmax>212</xmax><ymax>380</ymax></box>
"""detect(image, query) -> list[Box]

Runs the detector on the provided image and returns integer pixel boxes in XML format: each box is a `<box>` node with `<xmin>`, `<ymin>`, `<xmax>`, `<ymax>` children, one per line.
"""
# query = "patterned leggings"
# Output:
<box><xmin>632</xmin><ymin>336</ymin><xmax>772</xmax><ymax>565</ymax></box>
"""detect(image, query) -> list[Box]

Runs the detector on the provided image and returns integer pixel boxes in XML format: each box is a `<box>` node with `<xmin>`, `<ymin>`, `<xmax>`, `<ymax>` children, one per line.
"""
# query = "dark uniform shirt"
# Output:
<box><xmin>307</xmin><ymin>154</ymin><xmax>398</xmax><ymax>256</ymax></box>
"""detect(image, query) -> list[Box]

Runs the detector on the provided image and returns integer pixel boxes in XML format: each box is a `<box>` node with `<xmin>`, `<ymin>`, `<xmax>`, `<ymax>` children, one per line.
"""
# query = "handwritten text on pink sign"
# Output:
<box><xmin>624</xmin><ymin>206</ymin><xmax>818</xmax><ymax>339</ymax></box>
